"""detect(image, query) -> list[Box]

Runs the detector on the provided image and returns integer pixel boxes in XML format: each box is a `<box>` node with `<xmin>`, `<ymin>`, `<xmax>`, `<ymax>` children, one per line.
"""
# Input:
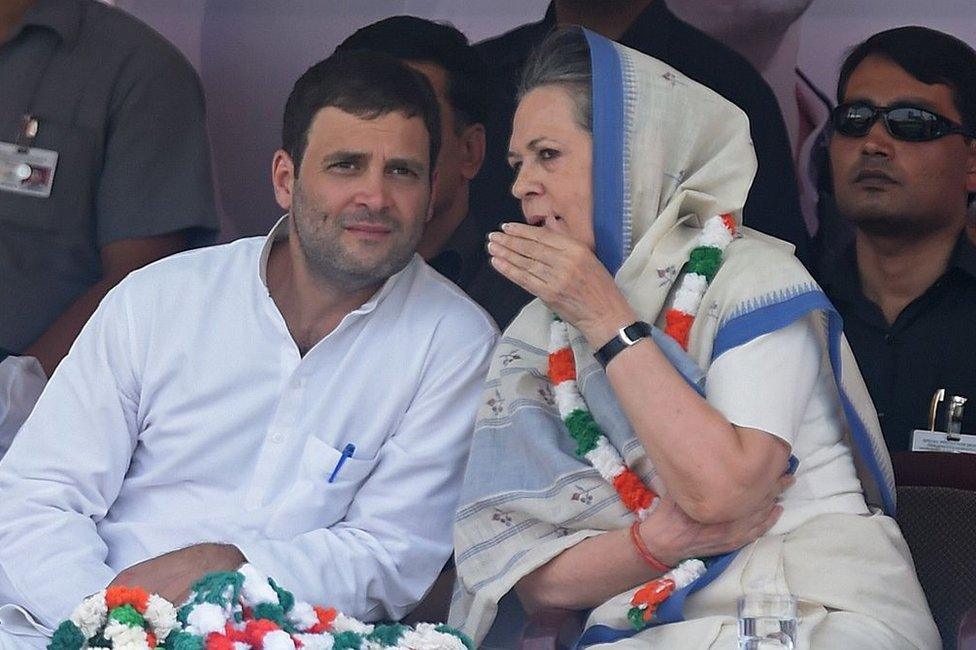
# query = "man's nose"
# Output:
<box><xmin>860</xmin><ymin>118</ymin><xmax>895</xmax><ymax>157</ymax></box>
<box><xmin>354</xmin><ymin>168</ymin><xmax>391</xmax><ymax>212</ymax></box>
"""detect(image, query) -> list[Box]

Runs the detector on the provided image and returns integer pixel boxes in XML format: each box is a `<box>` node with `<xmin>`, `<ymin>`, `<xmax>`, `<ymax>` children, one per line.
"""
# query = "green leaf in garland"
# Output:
<box><xmin>368</xmin><ymin>623</ymin><xmax>408</xmax><ymax>645</ymax></box>
<box><xmin>252</xmin><ymin>602</ymin><xmax>287</xmax><ymax>628</ymax></box>
<box><xmin>627</xmin><ymin>605</ymin><xmax>648</xmax><ymax>631</ymax></box>
<box><xmin>47</xmin><ymin>620</ymin><xmax>85</xmax><ymax>650</ymax></box>
<box><xmin>565</xmin><ymin>409</ymin><xmax>601</xmax><ymax>456</ymax></box>
<box><xmin>434</xmin><ymin>624</ymin><xmax>475</xmax><ymax>650</ymax></box>
<box><xmin>268</xmin><ymin>577</ymin><xmax>295</xmax><ymax>613</ymax></box>
<box><xmin>90</xmin><ymin>632</ymin><xmax>114</xmax><ymax>647</ymax></box>
<box><xmin>164</xmin><ymin>631</ymin><xmax>205</xmax><ymax>650</ymax></box>
<box><xmin>332</xmin><ymin>631</ymin><xmax>365</xmax><ymax>649</ymax></box>
<box><xmin>108</xmin><ymin>603</ymin><xmax>145</xmax><ymax>628</ymax></box>
<box><xmin>176</xmin><ymin>602</ymin><xmax>193</xmax><ymax>626</ymax></box>
<box><xmin>687</xmin><ymin>246</ymin><xmax>722</xmax><ymax>281</ymax></box>
<box><xmin>188</xmin><ymin>571</ymin><xmax>244</xmax><ymax>606</ymax></box>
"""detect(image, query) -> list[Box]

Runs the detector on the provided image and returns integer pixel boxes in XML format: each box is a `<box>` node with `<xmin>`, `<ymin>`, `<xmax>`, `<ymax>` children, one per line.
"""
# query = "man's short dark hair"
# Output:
<box><xmin>334</xmin><ymin>15</ymin><xmax>487</xmax><ymax>132</ymax></box>
<box><xmin>837</xmin><ymin>26</ymin><xmax>976</xmax><ymax>133</ymax></box>
<box><xmin>282</xmin><ymin>50</ymin><xmax>441</xmax><ymax>176</ymax></box>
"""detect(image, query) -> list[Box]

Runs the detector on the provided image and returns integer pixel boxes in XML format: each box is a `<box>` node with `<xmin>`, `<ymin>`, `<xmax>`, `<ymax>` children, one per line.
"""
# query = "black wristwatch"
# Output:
<box><xmin>594</xmin><ymin>321</ymin><xmax>651</xmax><ymax>368</ymax></box>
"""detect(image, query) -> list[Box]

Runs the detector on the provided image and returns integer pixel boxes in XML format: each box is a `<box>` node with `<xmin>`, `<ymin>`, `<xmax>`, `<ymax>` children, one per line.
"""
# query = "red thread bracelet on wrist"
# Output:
<box><xmin>630</xmin><ymin>520</ymin><xmax>671</xmax><ymax>573</ymax></box>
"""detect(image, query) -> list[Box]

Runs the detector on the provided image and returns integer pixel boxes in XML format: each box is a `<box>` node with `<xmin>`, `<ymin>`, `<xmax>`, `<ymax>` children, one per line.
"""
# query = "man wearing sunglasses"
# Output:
<box><xmin>821</xmin><ymin>26</ymin><xmax>976</xmax><ymax>452</ymax></box>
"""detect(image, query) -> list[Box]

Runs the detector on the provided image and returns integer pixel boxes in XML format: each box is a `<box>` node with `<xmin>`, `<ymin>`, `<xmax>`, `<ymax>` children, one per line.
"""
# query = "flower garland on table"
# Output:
<box><xmin>49</xmin><ymin>564</ymin><xmax>473</xmax><ymax>650</ymax></box>
<box><xmin>547</xmin><ymin>213</ymin><xmax>736</xmax><ymax>629</ymax></box>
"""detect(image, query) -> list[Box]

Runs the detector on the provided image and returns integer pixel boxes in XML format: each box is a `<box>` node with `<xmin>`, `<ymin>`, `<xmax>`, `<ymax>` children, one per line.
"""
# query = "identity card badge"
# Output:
<box><xmin>911</xmin><ymin>389</ymin><xmax>976</xmax><ymax>454</ymax></box>
<box><xmin>0</xmin><ymin>116</ymin><xmax>58</xmax><ymax>198</ymax></box>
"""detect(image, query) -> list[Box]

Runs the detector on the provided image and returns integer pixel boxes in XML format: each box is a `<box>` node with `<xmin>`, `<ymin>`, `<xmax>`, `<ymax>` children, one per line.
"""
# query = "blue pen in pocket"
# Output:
<box><xmin>328</xmin><ymin>443</ymin><xmax>356</xmax><ymax>483</ymax></box>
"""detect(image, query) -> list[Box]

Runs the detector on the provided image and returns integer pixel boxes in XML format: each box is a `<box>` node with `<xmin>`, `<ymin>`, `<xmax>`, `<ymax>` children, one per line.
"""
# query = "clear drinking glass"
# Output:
<box><xmin>737</xmin><ymin>593</ymin><xmax>798</xmax><ymax>650</ymax></box>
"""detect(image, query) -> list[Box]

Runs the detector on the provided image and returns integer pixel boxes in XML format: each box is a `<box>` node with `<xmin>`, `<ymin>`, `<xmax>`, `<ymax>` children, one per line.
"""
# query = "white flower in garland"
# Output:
<box><xmin>397</xmin><ymin>623</ymin><xmax>470</xmax><ymax>650</ymax></box>
<box><xmin>332</xmin><ymin>611</ymin><xmax>375</xmax><ymax>635</ymax></box>
<box><xmin>69</xmin><ymin>588</ymin><xmax>107</xmax><ymax>639</ymax></box>
<box><xmin>240</xmin><ymin>561</ymin><xmax>279</xmax><ymax>604</ymax></box>
<box><xmin>142</xmin><ymin>594</ymin><xmax>177</xmax><ymax>641</ymax></box>
<box><xmin>184</xmin><ymin>600</ymin><xmax>227</xmax><ymax>635</ymax></box>
<box><xmin>103</xmin><ymin>619</ymin><xmax>151</xmax><ymax>649</ymax></box>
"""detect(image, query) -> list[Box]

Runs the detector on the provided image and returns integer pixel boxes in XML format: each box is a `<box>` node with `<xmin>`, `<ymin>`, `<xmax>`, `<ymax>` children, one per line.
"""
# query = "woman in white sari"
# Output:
<box><xmin>450</xmin><ymin>27</ymin><xmax>938</xmax><ymax>649</ymax></box>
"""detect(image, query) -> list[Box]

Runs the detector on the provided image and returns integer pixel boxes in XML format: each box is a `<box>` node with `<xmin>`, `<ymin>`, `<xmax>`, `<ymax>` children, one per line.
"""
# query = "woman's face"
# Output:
<box><xmin>508</xmin><ymin>85</ymin><xmax>594</xmax><ymax>249</ymax></box>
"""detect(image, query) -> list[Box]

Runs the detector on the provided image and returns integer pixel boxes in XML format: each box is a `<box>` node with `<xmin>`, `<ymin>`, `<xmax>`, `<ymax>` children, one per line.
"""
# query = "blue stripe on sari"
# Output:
<box><xmin>584</xmin><ymin>28</ymin><xmax>626</xmax><ymax>275</ymax></box>
<box><xmin>712</xmin><ymin>290</ymin><xmax>894</xmax><ymax>515</ymax></box>
<box><xmin>572</xmin><ymin>289</ymin><xmax>884</xmax><ymax>648</ymax></box>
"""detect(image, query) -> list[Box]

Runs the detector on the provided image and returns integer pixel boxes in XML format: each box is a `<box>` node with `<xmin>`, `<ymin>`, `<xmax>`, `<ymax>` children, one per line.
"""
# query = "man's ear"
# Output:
<box><xmin>458</xmin><ymin>123</ymin><xmax>486</xmax><ymax>181</ymax></box>
<box><xmin>271</xmin><ymin>149</ymin><xmax>296</xmax><ymax>212</ymax></box>
<box><xmin>966</xmin><ymin>138</ymin><xmax>976</xmax><ymax>195</ymax></box>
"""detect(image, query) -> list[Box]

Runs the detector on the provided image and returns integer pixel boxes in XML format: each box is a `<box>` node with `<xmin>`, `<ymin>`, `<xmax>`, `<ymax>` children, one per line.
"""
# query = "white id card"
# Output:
<box><xmin>0</xmin><ymin>142</ymin><xmax>58</xmax><ymax>198</ymax></box>
<box><xmin>911</xmin><ymin>429</ymin><xmax>976</xmax><ymax>454</ymax></box>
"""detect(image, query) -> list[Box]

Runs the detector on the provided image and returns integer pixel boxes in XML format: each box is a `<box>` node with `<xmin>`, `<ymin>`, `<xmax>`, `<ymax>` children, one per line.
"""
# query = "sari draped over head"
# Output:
<box><xmin>451</xmin><ymin>29</ymin><xmax>910</xmax><ymax>649</ymax></box>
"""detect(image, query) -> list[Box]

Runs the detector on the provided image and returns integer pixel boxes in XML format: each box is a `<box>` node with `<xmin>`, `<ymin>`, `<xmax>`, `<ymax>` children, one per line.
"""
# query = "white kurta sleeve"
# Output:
<box><xmin>0</xmin><ymin>284</ymin><xmax>142</xmax><ymax>629</ymax></box>
<box><xmin>705</xmin><ymin>312</ymin><xmax>823</xmax><ymax>447</ymax></box>
<box><xmin>237</xmin><ymin>328</ymin><xmax>497</xmax><ymax>621</ymax></box>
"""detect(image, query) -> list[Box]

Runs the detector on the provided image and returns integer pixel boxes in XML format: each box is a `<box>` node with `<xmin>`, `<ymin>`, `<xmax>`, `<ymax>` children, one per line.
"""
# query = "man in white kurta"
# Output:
<box><xmin>0</xmin><ymin>50</ymin><xmax>497</xmax><ymax>648</ymax></box>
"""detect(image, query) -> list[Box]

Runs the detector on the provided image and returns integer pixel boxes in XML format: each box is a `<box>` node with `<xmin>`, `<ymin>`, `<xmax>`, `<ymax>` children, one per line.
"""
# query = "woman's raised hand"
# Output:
<box><xmin>639</xmin><ymin>475</ymin><xmax>793</xmax><ymax>567</ymax></box>
<box><xmin>487</xmin><ymin>222</ymin><xmax>636</xmax><ymax>347</ymax></box>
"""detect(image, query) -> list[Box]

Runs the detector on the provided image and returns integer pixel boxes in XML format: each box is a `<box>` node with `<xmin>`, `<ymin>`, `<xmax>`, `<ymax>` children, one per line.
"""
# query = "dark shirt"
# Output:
<box><xmin>466</xmin><ymin>0</ymin><xmax>810</xmax><ymax>329</ymax></box>
<box><xmin>428</xmin><ymin>206</ymin><xmax>488</xmax><ymax>290</ymax></box>
<box><xmin>822</xmin><ymin>235</ymin><xmax>976</xmax><ymax>452</ymax></box>
<box><xmin>0</xmin><ymin>0</ymin><xmax>218</xmax><ymax>352</ymax></box>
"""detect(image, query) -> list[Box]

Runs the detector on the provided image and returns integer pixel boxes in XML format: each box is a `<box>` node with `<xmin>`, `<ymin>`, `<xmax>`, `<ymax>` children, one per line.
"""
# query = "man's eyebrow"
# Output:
<box><xmin>846</xmin><ymin>95</ymin><xmax>945</xmax><ymax>114</ymax></box>
<box><xmin>320</xmin><ymin>150</ymin><xmax>368</xmax><ymax>168</ymax></box>
<box><xmin>386</xmin><ymin>157</ymin><xmax>426</xmax><ymax>174</ymax></box>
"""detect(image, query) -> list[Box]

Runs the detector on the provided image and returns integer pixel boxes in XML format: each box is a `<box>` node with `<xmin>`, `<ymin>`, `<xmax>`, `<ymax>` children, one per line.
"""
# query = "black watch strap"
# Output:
<box><xmin>594</xmin><ymin>321</ymin><xmax>651</xmax><ymax>368</ymax></box>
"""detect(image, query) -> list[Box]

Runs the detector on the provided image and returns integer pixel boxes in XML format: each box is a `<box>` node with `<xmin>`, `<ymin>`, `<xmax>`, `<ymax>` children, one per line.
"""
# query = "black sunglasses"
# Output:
<box><xmin>831</xmin><ymin>102</ymin><xmax>976</xmax><ymax>142</ymax></box>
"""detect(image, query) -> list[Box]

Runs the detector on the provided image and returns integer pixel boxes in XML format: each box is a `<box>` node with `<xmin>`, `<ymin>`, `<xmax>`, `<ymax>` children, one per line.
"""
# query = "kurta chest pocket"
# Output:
<box><xmin>264</xmin><ymin>437</ymin><xmax>377</xmax><ymax>535</ymax></box>
<box><xmin>298</xmin><ymin>437</ymin><xmax>374</xmax><ymax>487</ymax></box>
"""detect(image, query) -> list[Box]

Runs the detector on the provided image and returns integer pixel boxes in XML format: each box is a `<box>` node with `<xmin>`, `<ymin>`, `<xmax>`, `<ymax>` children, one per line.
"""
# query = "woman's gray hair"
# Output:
<box><xmin>517</xmin><ymin>27</ymin><xmax>593</xmax><ymax>132</ymax></box>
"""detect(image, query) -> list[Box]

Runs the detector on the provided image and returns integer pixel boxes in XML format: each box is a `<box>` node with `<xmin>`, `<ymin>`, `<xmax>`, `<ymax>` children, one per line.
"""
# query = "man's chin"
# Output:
<box><xmin>844</xmin><ymin>209</ymin><xmax>937</xmax><ymax>239</ymax></box>
<box><xmin>313</xmin><ymin>250</ymin><xmax>415</xmax><ymax>288</ymax></box>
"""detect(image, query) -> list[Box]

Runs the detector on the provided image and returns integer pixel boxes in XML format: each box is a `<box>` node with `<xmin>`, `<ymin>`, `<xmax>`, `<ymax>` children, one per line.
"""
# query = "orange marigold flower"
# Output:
<box><xmin>547</xmin><ymin>348</ymin><xmax>576</xmax><ymax>384</ymax></box>
<box><xmin>665</xmin><ymin>310</ymin><xmax>694</xmax><ymax>350</ymax></box>
<box><xmin>631</xmin><ymin>578</ymin><xmax>675</xmax><ymax>608</ymax></box>
<box><xmin>244</xmin><ymin>618</ymin><xmax>280</xmax><ymax>645</ymax></box>
<box><xmin>205</xmin><ymin>632</ymin><xmax>235</xmax><ymax>650</ymax></box>
<box><xmin>309</xmin><ymin>606</ymin><xmax>337</xmax><ymax>633</ymax></box>
<box><xmin>612</xmin><ymin>469</ymin><xmax>655</xmax><ymax>512</ymax></box>
<box><xmin>105</xmin><ymin>586</ymin><xmax>149</xmax><ymax>614</ymax></box>
<box><xmin>720</xmin><ymin>212</ymin><xmax>737</xmax><ymax>235</ymax></box>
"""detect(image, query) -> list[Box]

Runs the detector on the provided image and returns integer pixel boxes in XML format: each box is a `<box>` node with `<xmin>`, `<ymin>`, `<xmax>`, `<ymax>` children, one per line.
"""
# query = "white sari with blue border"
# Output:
<box><xmin>451</xmin><ymin>29</ymin><xmax>937</xmax><ymax>649</ymax></box>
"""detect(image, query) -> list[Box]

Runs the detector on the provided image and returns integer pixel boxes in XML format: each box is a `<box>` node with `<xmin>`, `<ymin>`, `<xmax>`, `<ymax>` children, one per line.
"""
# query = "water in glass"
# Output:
<box><xmin>737</xmin><ymin>593</ymin><xmax>797</xmax><ymax>650</ymax></box>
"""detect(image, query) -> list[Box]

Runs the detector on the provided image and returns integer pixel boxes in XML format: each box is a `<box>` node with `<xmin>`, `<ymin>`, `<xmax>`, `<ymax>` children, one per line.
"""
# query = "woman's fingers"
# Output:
<box><xmin>489</xmin><ymin>255</ymin><xmax>548</xmax><ymax>296</ymax></box>
<box><xmin>500</xmin><ymin>221</ymin><xmax>574</xmax><ymax>249</ymax></box>
<box><xmin>488</xmin><ymin>231</ymin><xmax>558</xmax><ymax>263</ymax></box>
<box><xmin>487</xmin><ymin>238</ymin><xmax>551</xmax><ymax>282</ymax></box>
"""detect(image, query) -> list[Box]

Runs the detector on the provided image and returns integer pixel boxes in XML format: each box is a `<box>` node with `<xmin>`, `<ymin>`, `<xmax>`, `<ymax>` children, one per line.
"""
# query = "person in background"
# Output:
<box><xmin>0</xmin><ymin>50</ymin><xmax>496</xmax><ymax>648</ymax></box>
<box><xmin>335</xmin><ymin>16</ymin><xmax>488</xmax><ymax>292</ymax></box>
<box><xmin>821</xmin><ymin>27</ymin><xmax>976</xmax><ymax>452</ymax></box>
<box><xmin>469</xmin><ymin>0</ymin><xmax>809</xmax><ymax>328</ymax></box>
<box><xmin>0</xmin><ymin>0</ymin><xmax>218</xmax><ymax>455</ymax></box>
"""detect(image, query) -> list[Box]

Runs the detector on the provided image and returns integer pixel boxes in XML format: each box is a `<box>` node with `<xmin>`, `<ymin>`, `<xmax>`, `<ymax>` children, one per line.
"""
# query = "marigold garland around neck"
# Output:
<box><xmin>49</xmin><ymin>564</ymin><xmax>474</xmax><ymax>650</ymax></box>
<box><xmin>547</xmin><ymin>213</ymin><xmax>735</xmax><ymax>629</ymax></box>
